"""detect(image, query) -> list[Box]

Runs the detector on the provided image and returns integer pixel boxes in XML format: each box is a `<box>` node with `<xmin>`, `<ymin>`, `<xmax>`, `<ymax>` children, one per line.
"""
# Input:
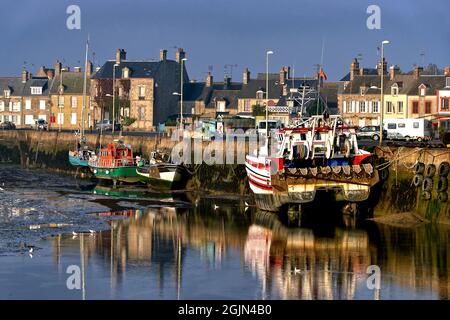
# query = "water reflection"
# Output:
<box><xmin>44</xmin><ymin>202</ymin><xmax>449</xmax><ymax>300</ymax></box>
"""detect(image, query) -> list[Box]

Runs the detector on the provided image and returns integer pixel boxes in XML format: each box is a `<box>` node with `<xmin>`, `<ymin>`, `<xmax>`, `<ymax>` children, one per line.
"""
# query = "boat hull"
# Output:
<box><xmin>136</xmin><ymin>164</ymin><xmax>187</xmax><ymax>190</ymax></box>
<box><xmin>89</xmin><ymin>165</ymin><xmax>140</xmax><ymax>183</ymax></box>
<box><xmin>68</xmin><ymin>152</ymin><xmax>89</xmax><ymax>167</ymax></box>
<box><xmin>246</xmin><ymin>155</ymin><xmax>380</xmax><ymax>212</ymax></box>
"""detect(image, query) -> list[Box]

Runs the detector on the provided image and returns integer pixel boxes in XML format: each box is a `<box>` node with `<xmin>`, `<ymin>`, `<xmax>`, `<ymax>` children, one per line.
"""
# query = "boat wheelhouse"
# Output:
<box><xmin>245</xmin><ymin>115</ymin><xmax>381</xmax><ymax>211</ymax></box>
<box><xmin>88</xmin><ymin>140</ymin><xmax>140</xmax><ymax>184</ymax></box>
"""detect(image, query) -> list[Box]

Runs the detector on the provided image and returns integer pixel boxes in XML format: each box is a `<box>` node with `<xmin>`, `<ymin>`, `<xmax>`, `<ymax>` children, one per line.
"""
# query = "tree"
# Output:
<box><xmin>306</xmin><ymin>99</ymin><xmax>327</xmax><ymax>116</ymax></box>
<box><xmin>252</xmin><ymin>104</ymin><xmax>266</xmax><ymax>117</ymax></box>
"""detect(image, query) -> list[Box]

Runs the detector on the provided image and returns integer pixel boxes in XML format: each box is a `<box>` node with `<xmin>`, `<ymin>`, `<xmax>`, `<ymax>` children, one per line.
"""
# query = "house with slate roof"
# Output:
<box><xmin>91</xmin><ymin>48</ymin><xmax>188</xmax><ymax>131</ymax></box>
<box><xmin>48</xmin><ymin>60</ymin><xmax>93</xmax><ymax>130</ymax></box>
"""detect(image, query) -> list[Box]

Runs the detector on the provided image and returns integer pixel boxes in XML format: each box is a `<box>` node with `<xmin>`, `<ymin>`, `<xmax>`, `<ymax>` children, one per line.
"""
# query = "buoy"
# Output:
<box><xmin>352</xmin><ymin>165</ymin><xmax>362</xmax><ymax>175</ymax></box>
<box><xmin>414</xmin><ymin>162</ymin><xmax>425</xmax><ymax>175</ymax></box>
<box><xmin>413</xmin><ymin>174</ymin><xmax>424</xmax><ymax>187</ymax></box>
<box><xmin>299</xmin><ymin>168</ymin><xmax>308</xmax><ymax>176</ymax></box>
<box><xmin>342</xmin><ymin>165</ymin><xmax>351</xmax><ymax>176</ymax></box>
<box><xmin>437</xmin><ymin>177</ymin><xmax>448</xmax><ymax>192</ymax></box>
<box><xmin>332</xmin><ymin>166</ymin><xmax>342</xmax><ymax>175</ymax></box>
<box><xmin>438</xmin><ymin>162</ymin><xmax>450</xmax><ymax>177</ymax></box>
<box><xmin>422</xmin><ymin>177</ymin><xmax>433</xmax><ymax>192</ymax></box>
<box><xmin>320</xmin><ymin>166</ymin><xmax>332</xmax><ymax>176</ymax></box>
<box><xmin>310</xmin><ymin>167</ymin><xmax>318</xmax><ymax>177</ymax></box>
<box><xmin>425</xmin><ymin>164</ymin><xmax>436</xmax><ymax>178</ymax></box>
<box><xmin>362</xmin><ymin>163</ymin><xmax>374</xmax><ymax>176</ymax></box>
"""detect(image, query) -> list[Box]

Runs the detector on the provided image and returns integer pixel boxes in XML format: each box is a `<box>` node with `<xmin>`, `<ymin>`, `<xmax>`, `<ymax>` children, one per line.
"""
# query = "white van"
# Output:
<box><xmin>384</xmin><ymin>118</ymin><xmax>432</xmax><ymax>141</ymax></box>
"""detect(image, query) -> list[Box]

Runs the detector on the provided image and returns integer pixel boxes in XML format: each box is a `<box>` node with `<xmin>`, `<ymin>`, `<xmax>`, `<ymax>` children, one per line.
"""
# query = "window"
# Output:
<box><xmin>372</xmin><ymin>101</ymin><xmax>379</xmax><ymax>113</ymax></box>
<box><xmin>419</xmin><ymin>86</ymin><xmax>426</xmax><ymax>97</ymax></box>
<box><xmin>413</xmin><ymin>101</ymin><xmax>419</xmax><ymax>114</ymax></box>
<box><xmin>386</xmin><ymin>101</ymin><xmax>393</xmax><ymax>113</ymax></box>
<box><xmin>442</xmin><ymin>98</ymin><xmax>449</xmax><ymax>110</ymax></box>
<box><xmin>138</xmin><ymin>86</ymin><xmax>145</xmax><ymax>99</ymax></box>
<box><xmin>139</xmin><ymin>107</ymin><xmax>145</xmax><ymax>120</ymax></box>
<box><xmin>413</xmin><ymin>122</ymin><xmax>419</xmax><ymax>128</ymax></box>
<box><xmin>398</xmin><ymin>101</ymin><xmax>403</xmax><ymax>113</ymax></box>
<box><xmin>342</xmin><ymin>101</ymin><xmax>347</xmax><ymax>113</ymax></box>
<box><xmin>446</xmin><ymin>77</ymin><xmax>450</xmax><ymax>88</ymax></box>
<box><xmin>360</xmin><ymin>87</ymin><xmax>365</xmax><ymax>96</ymax></box>
<box><xmin>40</xmin><ymin>100</ymin><xmax>46</xmax><ymax>110</ymax></box>
<box><xmin>71</xmin><ymin>96</ymin><xmax>77</xmax><ymax>108</ymax></box>
<box><xmin>71</xmin><ymin>113</ymin><xmax>77</xmax><ymax>125</ymax></box>
<box><xmin>25</xmin><ymin>100</ymin><xmax>31</xmax><ymax>110</ymax></box>
<box><xmin>216</xmin><ymin>100</ymin><xmax>226</xmax><ymax>112</ymax></box>
<box><xmin>425</xmin><ymin>101</ymin><xmax>431</xmax><ymax>113</ymax></box>
<box><xmin>31</xmin><ymin>87</ymin><xmax>42</xmax><ymax>95</ymax></box>
<box><xmin>388</xmin><ymin>123</ymin><xmax>396</xmax><ymax>129</ymax></box>
<box><xmin>359</xmin><ymin>101</ymin><xmax>366</xmax><ymax>113</ymax></box>
<box><xmin>398</xmin><ymin>123</ymin><xmax>406</xmax><ymax>128</ymax></box>
<box><xmin>243</xmin><ymin>99</ymin><xmax>251</xmax><ymax>112</ymax></box>
<box><xmin>348</xmin><ymin>101</ymin><xmax>354</xmax><ymax>113</ymax></box>
<box><xmin>57</xmin><ymin>113</ymin><xmax>64</xmax><ymax>125</ymax></box>
<box><xmin>4</xmin><ymin>90</ymin><xmax>10</xmax><ymax>98</ymax></box>
<box><xmin>391</xmin><ymin>86</ymin><xmax>398</xmax><ymax>96</ymax></box>
<box><xmin>58</xmin><ymin>96</ymin><xmax>64</xmax><ymax>107</ymax></box>
<box><xmin>0</xmin><ymin>101</ymin><xmax>4</xmax><ymax>112</ymax></box>
<box><xmin>25</xmin><ymin>115</ymin><xmax>34</xmax><ymax>125</ymax></box>
<box><xmin>12</xmin><ymin>102</ymin><xmax>21</xmax><ymax>112</ymax></box>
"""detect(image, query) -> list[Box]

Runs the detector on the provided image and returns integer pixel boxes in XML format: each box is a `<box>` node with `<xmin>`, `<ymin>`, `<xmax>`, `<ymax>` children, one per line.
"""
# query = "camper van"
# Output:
<box><xmin>384</xmin><ymin>118</ymin><xmax>433</xmax><ymax>141</ymax></box>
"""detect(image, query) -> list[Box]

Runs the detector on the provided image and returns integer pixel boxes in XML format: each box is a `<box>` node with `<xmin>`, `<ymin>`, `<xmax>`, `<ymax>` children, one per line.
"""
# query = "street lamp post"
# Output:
<box><xmin>266</xmin><ymin>50</ymin><xmax>274</xmax><ymax>140</ymax></box>
<box><xmin>180</xmin><ymin>58</ymin><xmax>187</xmax><ymax>131</ymax></box>
<box><xmin>379</xmin><ymin>40</ymin><xmax>389</xmax><ymax>146</ymax></box>
<box><xmin>112</xmin><ymin>63</ymin><xmax>119</xmax><ymax>135</ymax></box>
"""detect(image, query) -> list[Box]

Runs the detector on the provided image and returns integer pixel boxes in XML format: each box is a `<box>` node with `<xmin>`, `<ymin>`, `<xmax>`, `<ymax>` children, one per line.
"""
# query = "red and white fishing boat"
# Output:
<box><xmin>245</xmin><ymin>115</ymin><xmax>381</xmax><ymax>211</ymax></box>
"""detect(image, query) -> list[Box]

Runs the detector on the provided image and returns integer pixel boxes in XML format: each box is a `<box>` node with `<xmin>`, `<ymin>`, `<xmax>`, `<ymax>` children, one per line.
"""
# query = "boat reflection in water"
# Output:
<box><xmin>47</xmin><ymin>200</ymin><xmax>449</xmax><ymax>300</ymax></box>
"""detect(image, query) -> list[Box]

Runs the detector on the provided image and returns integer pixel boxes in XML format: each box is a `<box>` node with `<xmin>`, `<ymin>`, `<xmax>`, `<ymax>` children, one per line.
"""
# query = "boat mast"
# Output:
<box><xmin>81</xmin><ymin>37</ymin><xmax>89</xmax><ymax>139</ymax></box>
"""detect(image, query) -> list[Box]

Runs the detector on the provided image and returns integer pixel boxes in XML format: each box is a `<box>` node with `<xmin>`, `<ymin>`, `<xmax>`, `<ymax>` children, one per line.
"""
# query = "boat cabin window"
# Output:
<box><xmin>258</xmin><ymin>122</ymin><xmax>281</xmax><ymax>130</ymax></box>
<box><xmin>387</xmin><ymin>123</ymin><xmax>396</xmax><ymax>129</ymax></box>
<box><xmin>398</xmin><ymin>123</ymin><xmax>405</xmax><ymax>128</ymax></box>
<box><xmin>413</xmin><ymin>122</ymin><xmax>419</xmax><ymax>128</ymax></box>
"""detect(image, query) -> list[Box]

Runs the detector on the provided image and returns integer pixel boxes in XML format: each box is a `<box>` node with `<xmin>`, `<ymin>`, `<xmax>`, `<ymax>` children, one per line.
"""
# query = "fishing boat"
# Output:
<box><xmin>88</xmin><ymin>140</ymin><xmax>140</xmax><ymax>185</ymax></box>
<box><xmin>68</xmin><ymin>38</ymin><xmax>95</xmax><ymax>167</ymax></box>
<box><xmin>136</xmin><ymin>151</ymin><xmax>188</xmax><ymax>190</ymax></box>
<box><xmin>245</xmin><ymin>114</ymin><xmax>381</xmax><ymax>211</ymax></box>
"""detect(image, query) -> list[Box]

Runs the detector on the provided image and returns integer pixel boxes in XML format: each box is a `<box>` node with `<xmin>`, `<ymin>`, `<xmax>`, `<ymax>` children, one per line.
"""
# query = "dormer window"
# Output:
<box><xmin>4</xmin><ymin>89</ymin><xmax>11</xmax><ymax>98</ymax></box>
<box><xmin>122</xmin><ymin>67</ymin><xmax>130</xmax><ymax>79</ymax></box>
<box><xmin>256</xmin><ymin>90</ymin><xmax>264</xmax><ymax>100</ymax></box>
<box><xmin>446</xmin><ymin>77</ymin><xmax>450</xmax><ymax>88</ymax></box>
<box><xmin>31</xmin><ymin>86</ymin><xmax>42</xmax><ymax>95</ymax></box>
<box><xmin>391</xmin><ymin>84</ymin><xmax>399</xmax><ymax>96</ymax></box>
<box><xmin>419</xmin><ymin>84</ymin><xmax>426</xmax><ymax>97</ymax></box>
<box><xmin>360</xmin><ymin>87</ymin><xmax>366</xmax><ymax>96</ymax></box>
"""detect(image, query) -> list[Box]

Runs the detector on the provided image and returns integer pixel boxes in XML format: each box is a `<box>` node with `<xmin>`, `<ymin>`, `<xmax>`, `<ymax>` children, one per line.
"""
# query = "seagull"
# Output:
<box><xmin>72</xmin><ymin>231</ymin><xmax>78</xmax><ymax>238</ymax></box>
<box><xmin>245</xmin><ymin>201</ymin><xmax>249</xmax><ymax>206</ymax></box>
<box><xmin>89</xmin><ymin>229</ymin><xmax>95</xmax><ymax>234</ymax></box>
<box><xmin>0</xmin><ymin>187</ymin><xmax>4</xmax><ymax>191</ymax></box>
<box><xmin>29</xmin><ymin>247</ymin><xmax>34</xmax><ymax>254</ymax></box>
<box><xmin>213</xmin><ymin>204</ymin><xmax>219</xmax><ymax>210</ymax></box>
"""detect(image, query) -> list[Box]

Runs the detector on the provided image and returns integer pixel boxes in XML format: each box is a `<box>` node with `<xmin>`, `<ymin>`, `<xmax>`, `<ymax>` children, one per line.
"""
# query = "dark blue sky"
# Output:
<box><xmin>1</xmin><ymin>0</ymin><xmax>449</xmax><ymax>81</ymax></box>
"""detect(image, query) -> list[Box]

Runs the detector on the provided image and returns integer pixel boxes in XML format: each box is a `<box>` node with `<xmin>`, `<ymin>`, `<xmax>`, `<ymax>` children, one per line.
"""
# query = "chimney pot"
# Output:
<box><xmin>414</xmin><ymin>66</ymin><xmax>423</xmax><ymax>79</ymax></box>
<box><xmin>160</xmin><ymin>49</ymin><xmax>167</xmax><ymax>61</ymax></box>
<box><xmin>243</xmin><ymin>68</ymin><xmax>250</xmax><ymax>85</ymax></box>
<box><xmin>55</xmin><ymin>61</ymin><xmax>62</xmax><ymax>76</ymax></box>
<box><xmin>206</xmin><ymin>72</ymin><xmax>213</xmax><ymax>87</ymax></box>
<box><xmin>116</xmin><ymin>48</ymin><xmax>126</xmax><ymax>64</ymax></box>
<box><xmin>176</xmin><ymin>48</ymin><xmax>186</xmax><ymax>63</ymax></box>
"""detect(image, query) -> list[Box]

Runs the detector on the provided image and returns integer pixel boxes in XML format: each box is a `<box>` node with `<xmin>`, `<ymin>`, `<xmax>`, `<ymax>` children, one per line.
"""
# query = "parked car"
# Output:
<box><xmin>356</xmin><ymin>125</ymin><xmax>387</xmax><ymax>141</ymax></box>
<box><xmin>95</xmin><ymin>119</ymin><xmax>121</xmax><ymax>132</ymax></box>
<box><xmin>0</xmin><ymin>121</ymin><xmax>16</xmax><ymax>130</ymax></box>
<box><xmin>34</xmin><ymin>119</ymin><xmax>49</xmax><ymax>131</ymax></box>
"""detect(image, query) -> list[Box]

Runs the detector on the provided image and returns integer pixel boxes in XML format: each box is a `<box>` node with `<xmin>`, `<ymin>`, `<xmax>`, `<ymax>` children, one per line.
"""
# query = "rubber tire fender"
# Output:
<box><xmin>438</xmin><ymin>192</ymin><xmax>448</xmax><ymax>202</ymax></box>
<box><xmin>422</xmin><ymin>177</ymin><xmax>433</xmax><ymax>192</ymax></box>
<box><xmin>414</xmin><ymin>162</ymin><xmax>425</xmax><ymax>175</ymax></box>
<box><xmin>425</xmin><ymin>164</ymin><xmax>436</xmax><ymax>178</ymax></box>
<box><xmin>437</xmin><ymin>177</ymin><xmax>448</xmax><ymax>192</ymax></box>
<box><xmin>438</xmin><ymin>161</ymin><xmax>450</xmax><ymax>177</ymax></box>
<box><xmin>413</xmin><ymin>174</ymin><xmax>423</xmax><ymax>187</ymax></box>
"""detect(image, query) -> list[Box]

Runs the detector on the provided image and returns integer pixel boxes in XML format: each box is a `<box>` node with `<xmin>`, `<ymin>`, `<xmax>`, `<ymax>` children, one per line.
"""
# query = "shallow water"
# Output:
<box><xmin>0</xmin><ymin>165</ymin><xmax>448</xmax><ymax>300</ymax></box>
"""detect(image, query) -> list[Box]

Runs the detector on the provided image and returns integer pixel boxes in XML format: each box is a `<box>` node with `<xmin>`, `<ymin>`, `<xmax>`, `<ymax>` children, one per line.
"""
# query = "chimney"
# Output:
<box><xmin>243</xmin><ymin>68</ymin><xmax>250</xmax><ymax>85</ymax></box>
<box><xmin>74</xmin><ymin>66</ymin><xmax>81</xmax><ymax>73</ymax></box>
<box><xmin>160</xmin><ymin>49</ymin><xmax>167</xmax><ymax>61</ymax></box>
<box><xmin>176</xmin><ymin>48</ymin><xmax>185</xmax><ymax>63</ymax></box>
<box><xmin>86</xmin><ymin>60</ymin><xmax>93</xmax><ymax>75</ymax></box>
<box><xmin>55</xmin><ymin>61</ymin><xmax>62</xmax><ymax>76</ymax></box>
<box><xmin>377</xmin><ymin>58</ymin><xmax>387</xmax><ymax>76</ymax></box>
<box><xmin>224</xmin><ymin>75</ymin><xmax>231</xmax><ymax>88</ymax></box>
<box><xmin>444</xmin><ymin>67</ymin><xmax>450</xmax><ymax>77</ymax></box>
<box><xmin>38</xmin><ymin>65</ymin><xmax>46</xmax><ymax>76</ymax></box>
<box><xmin>22</xmin><ymin>69</ymin><xmax>29</xmax><ymax>83</ymax></box>
<box><xmin>280</xmin><ymin>66</ymin><xmax>287</xmax><ymax>85</ymax></box>
<box><xmin>414</xmin><ymin>66</ymin><xmax>423</xmax><ymax>79</ymax></box>
<box><xmin>284</xmin><ymin>66</ymin><xmax>291</xmax><ymax>79</ymax></box>
<box><xmin>206</xmin><ymin>72</ymin><xmax>213</xmax><ymax>87</ymax></box>
<box><xmin>350</xmin><ymin>58</ymin><xmax>360</xmax><ymax>81</ymax></box>
<box><xmin>283</xmin><ymin>84</ymin><xmax>288</xmax><ymax>96</ymax></box>
<box><xmin>389</xmin><ymin>65</ymin><xmax>400</xmax><ymax>80</ymax></box>
<box><xmin>115</xmin><ymin>48</ymin><xmax>126</xmax><ymax>64</ymax></box>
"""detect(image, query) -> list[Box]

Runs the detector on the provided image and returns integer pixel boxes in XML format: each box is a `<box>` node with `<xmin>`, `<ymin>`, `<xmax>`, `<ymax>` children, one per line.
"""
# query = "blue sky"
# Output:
<box><xmin>1</xmin><ymin>0</ymin><xmax>449</xmax><ymax>81</ymax></box>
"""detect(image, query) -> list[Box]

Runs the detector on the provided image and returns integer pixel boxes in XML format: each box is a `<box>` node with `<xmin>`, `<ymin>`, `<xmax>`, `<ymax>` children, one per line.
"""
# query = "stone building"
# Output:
<box><xmin>49</xmin><ymin>61</ymin><xmax>93</xmax><ymax>131</ymax></box>
<box><xmin>91</xmin><ymin>48</ymin><xmax>188</xmax><ymax>131</ymax></box>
